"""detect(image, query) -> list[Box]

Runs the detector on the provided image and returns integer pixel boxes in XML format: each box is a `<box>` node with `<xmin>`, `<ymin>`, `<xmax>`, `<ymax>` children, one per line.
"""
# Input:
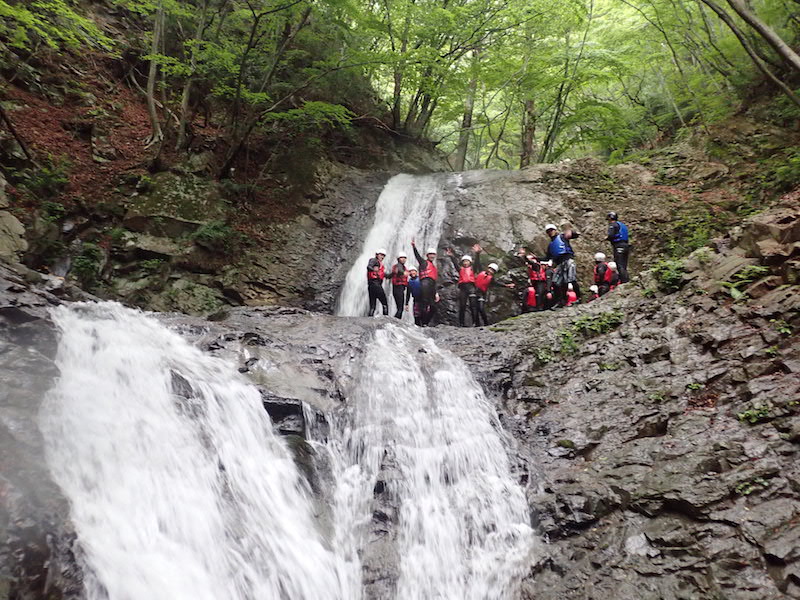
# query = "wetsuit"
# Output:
<box><xmin>594</xmin><ymin>261</ymin><xmax>612</xmax><ymax>296</ymax></box>
<box><xmin>546</xmin><ymin>233</ymin><xmax>581</xmax><ymax>306</ymax></box>
<box><xmin>407</xmin><ymin>275</ymin><xmax>422</xmax><ymax>325</ymax></box>
<box><xmin>607</xmin><ymin>221</ymin><xmax>630</xmax><ymax>283</ymax></box>
<box><xmin>366</xmin><ymin>257</ymin><xmax>389</xmax><ymax>316</ymax></box>
<box><xmin>413</xmin><ymin>247</ymin><xmax>438</xmax><ymax>326</ymax></box>
<box><xmin>450</xmin><ymin>254</ymin><xmax>479</xmax><ymax>327</ymax></box>
<box><xmin>390</xmin><ymin>262</ymin><xmax>411</xmax><ymax>319</ymax></box>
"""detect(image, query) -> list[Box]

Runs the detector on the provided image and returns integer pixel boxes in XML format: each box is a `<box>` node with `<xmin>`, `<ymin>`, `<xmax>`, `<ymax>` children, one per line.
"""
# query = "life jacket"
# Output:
<box><xmin>566</xmin><ymin>290</ymin><xmax>578</xmax><ymax>306</ymax></box>
<box><xmin>475</xmin><ymin>271</ymin><xmax>493</xmax><ymax>292</ymax></box>
<box><xmin>611</xmin><ymin>221</ymin><xmax>629</xmax><ymax>243</ymax></box>
<box><xmin>528</xmin><ymin>263</ymin><xmax>546</xmax><ymax>282</ymax></box>
<box><xmin>526</xmin><ymin>287</ymin><xmax>538</xmax><ymax>307</ymax></box>
<box><xmin>458</xmin><ymin>266</ymin><xmax>475</xmax><ymax>285</ymax></box>
<box><xmin>547</xmin><ymin>234</ymin><xmax>573</xmax><ymax>258</ymax></box>
<box><xmin>420</xmin><ymin>260</ymin><xmax>438</xmax><ymax>281</ymax></box>
<box><xmin>407</xmin><ymin>276</ymin><xmax>422</xmax><ymax>298</ymax></box>
<box><xmin>391</xmin><ymin>264</ymin><xmax>408</xmax><ymax>286</ymax></box>
<box><xmin>367</xmin><ymin>262</ymin><xmax>385</xmax><ymax>281</ymax></box>
<box><xmin>594</xmin><ymin>263</ymin><xmax>612</xmax><ymax>284</ymax></box>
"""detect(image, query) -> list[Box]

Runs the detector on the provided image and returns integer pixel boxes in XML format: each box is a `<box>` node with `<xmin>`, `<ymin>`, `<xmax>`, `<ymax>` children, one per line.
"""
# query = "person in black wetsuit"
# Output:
<box><xmin>411</xmin><ymin>239</ymin><xmax>438</xmax><ymax>326</ymax></box>
<box><xmin>389</xmin><ymin>252</ymin><xmax>411</xmax><ymax>319</ymax></box>
<box><xmin>606</xmin><ymin>212</ymin><xmax>631</xmax><ymax>283</ymax></box>
<box><xmin>545</xmin><ymin>224</ymin><xmax>581</xmax><ymax>308</ymax></box>
<box><xmin>366</xmin><ymin>248</ymin><xmax>389</xmax><ymax>316</ymax></box>
<box><xmin>446</xmin><ymin>243</ymin><xmax>482</xmax><ymax>327</ymax></box>
<box><xmin>474</xmin><ymin>259</ymin><xmax>514</xmax><ymax>326</ymax></box>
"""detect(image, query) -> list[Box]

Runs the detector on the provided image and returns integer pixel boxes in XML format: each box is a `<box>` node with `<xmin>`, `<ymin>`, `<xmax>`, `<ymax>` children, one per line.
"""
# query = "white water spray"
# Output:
<box><xmin>40</xmin><ymin>302</ymin><xmax>348</xmax><ymax>600</ymax></box>
<box><xmin>337</xmin><ymin>173</ymin><xmax>450</xmax><ymax>317</ymax></box>
<box><xmin>325</xmin><ymin>324</ymin><xmax>536</xmax><ymax>599</ymax></box>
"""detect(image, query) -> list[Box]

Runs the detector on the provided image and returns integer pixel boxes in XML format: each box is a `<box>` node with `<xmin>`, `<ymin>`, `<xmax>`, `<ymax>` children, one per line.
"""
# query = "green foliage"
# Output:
<box><xmin>598</xmin><ymin>362</ymin><xmax>620</xmax><ymax>371</ymax></box>
<box><xmin>721</xmin><ymin>265</ymin><xmax>771</xmax><ymax>300</ymax></box>
<box><xmin>556</xmin><ymin>439</ymin><xmax>575</xmax><ymax>449</ymax></box>
<box><xmin>686</xmin><ymin>382</ymin><xmax>704</xmax><ymax>391</ymax></box>
<box><xmin>770</xmin><ymin>319</ymin><xmax>792</xmax><ymax>336</ymax></box>
<box><xmin>41</xmin><ymin>200</ymin><xmax>65</xmax><ymax>222</ymax></box>
<box><xmin>652</xmin><ymin>259</ymin><xmax>684</xmax><ymax>293</ymax></box>
<box><xmin>734</xmin><ymin>477</ymin><xmax>769</xmax><ymax>496</ymax></box>
<box><xmin>25</xmin><ymin>158</ymin><xmax>70</xmax><ymax>199</ymax></box>
<box><xmin>265</xmin><ymin>102</ymin><xmax>355</xmax><ymax>131</ymax></box>
<box><xmin>535</xmin><ymin>347</ymin><xmax>554</xmax><ymax>364</ymax></box>
<box><xmin>0</xmin><ymin>0</ymin><xmax>112</xmax><ymax>49</ymax></box>
<box><xmin>190</xmin><ymin>221</ymin><xmax>237</xmax><ymax>253</ymax></box>
<box><xmin>141</xmin><ymin>258</ymin><xmax>165</xmax><ymax>271</ymax></box>
<box><xmin>648</xmin><ymin>392</ymin><xmax>666</xmax><ymax>402</ymax></box>
<box><xmin>558</xmin><ymin>310</ymin><xmax>624</xmax><ymax>354</ymax></box>
<box><xmin>737</xmin><ymin>405</ymin><xmax>771</xmax><ymax>424</ymax></box>
<box><xmin>71</xmin><ymin>242</ymin><xmax>103</xmax><ymax>285</ymax></box>
<box><xmin>763</xmin><ymin>346</ymin><xmax>779</xmax><ymax>358</ymax></box>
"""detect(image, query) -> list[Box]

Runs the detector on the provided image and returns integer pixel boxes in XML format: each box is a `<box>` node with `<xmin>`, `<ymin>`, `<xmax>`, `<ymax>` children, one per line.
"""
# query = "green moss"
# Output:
<box><xmin>734</xmin><ymin>477</ymin><xmax>769</xmax><ymax>496</ymax></box>
<box><xmin>556</xmin><ymin>439</ymin><xmax>576</xmax><ymax>449</ymax></box>
<box><xmin>737</xmin><ymin>405</ymin><xmax>771</xmax><ymax>424</ymax></box>
<box><xmin>190</xmin><ymin>221</ymin><xmax>238</xmax><ymax>253</ymax></box>
<box><xmin>71</xmin><ymin>242</ymin><xmax>103</xmax><ymax>285</ymax></box>
<box><xmin>557</xmin><ymin>310</ymin><xmax>624</xmax><ymax>354</ymax></box>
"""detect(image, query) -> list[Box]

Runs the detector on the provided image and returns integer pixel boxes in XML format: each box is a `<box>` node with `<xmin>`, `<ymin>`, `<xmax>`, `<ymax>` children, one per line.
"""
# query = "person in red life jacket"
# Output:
<box><xmin>588</xmin><ymin>285</ymin><xmax>600</xmax><ymax>302</ymax></box>
<box><xmin>366</xmin><ymin>249</ymin><xmax>390</xmax><ymax>316</ymax></box>
<box><xmin>411</xmin><ymin>239</ymin><xmax>438</xmax><ymax>326</ymax></box>
<box><xmin>474</xmin><ymin>261</ymin><xmax>514</xmax><ymax>326</ymax></box>
<box><xmin>608</xmin><ymin>261</ymin><xmax>621</xmax><ymax>290</ymax></box>
<box><xmin>565</xmin><ymin>283</ymin><xmax>578</xmax><ymax>306</ymax></box>
<box><xmin>518</xmin><ymin>248</ymin><xmax>548</xmax><ymax>312</ymax></box>
<box><xmin>593</xmin><ymin>252</ymin><xmax>613</xmax><ymax>296</ymax></box>
<box><xmin>543</xmin><ymin>259</ymin><xmax>556</xmax><ymax>310</ymax></box>
<box><xmin>406</xmin><ymin>266</ymin><xmax>422</xmax><ymax>325</ymax></box>
<box><xmin>545</xmin><ymin>224</ymin><xmax>581</xmax><ymax>308</ymax></box>
<box><xmin>446</xmin><ymin>244</ymin><xmax>482</xmax><ymax>327</ymax></box>
<box><xmin>389</xmin><ymin>251</ymin><xmax>411</xmax><ymax>319</ymax></box>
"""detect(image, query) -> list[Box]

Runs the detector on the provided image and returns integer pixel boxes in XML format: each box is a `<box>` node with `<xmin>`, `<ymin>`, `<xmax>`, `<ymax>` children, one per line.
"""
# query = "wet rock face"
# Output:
<box><xmin>0</xmin><ymin>263</ymin><xmax>83</xmax><ymax>600</ymax></box>
<box><xmin>433</xmin><ymin>200</ymin><xmax>800</xmax><ymax>600</ymax></box>
<box><xmin>427</xmin><ymin>159</ymin><xmax>675</xmax><ymax>325</ymax></box>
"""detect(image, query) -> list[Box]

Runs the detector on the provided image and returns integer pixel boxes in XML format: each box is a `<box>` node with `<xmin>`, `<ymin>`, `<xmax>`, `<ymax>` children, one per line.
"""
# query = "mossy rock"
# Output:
<box><xmin>124</xmin><ymin>173</ymin><xmax>228</xmax><ymax>237</ymax></box>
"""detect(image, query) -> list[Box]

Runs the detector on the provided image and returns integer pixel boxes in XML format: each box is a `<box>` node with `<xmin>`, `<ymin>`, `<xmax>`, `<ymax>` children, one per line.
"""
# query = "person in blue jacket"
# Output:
<box><xmin>606</xmin><ymin>211</ymin><xmax>631</xmax><ymax>283</ymax></box>
<box><xmin>406</xmin><ymin>265</ymin><xmax>423</xmax><ymax>325</ymax></box>
<box><xmin>545</xmin><ymin>223</ymin><xmax>581</xmax><ymax>308</ymax></box>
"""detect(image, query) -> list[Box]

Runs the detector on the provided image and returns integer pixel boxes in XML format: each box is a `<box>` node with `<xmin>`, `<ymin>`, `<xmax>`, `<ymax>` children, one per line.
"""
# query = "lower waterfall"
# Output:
<box><xmin>40</xmin><ymin>303</ymin><xmax>349</xmax><ymax>600</ymax></box>
<box><xmin>323</xmin><ymin>324</ymin><xmax>535</xmax><ymax>600</ymax></box>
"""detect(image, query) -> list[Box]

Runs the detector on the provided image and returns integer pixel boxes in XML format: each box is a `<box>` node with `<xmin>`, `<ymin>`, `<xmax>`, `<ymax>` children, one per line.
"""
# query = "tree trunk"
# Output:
<box><xmin>519</xmin><ymin>98</ymin><xmax>536</xmax><ymax>168</ymax></box>
<box><xmin>698</xmin><ymin>0</ymin><xmax>800</xmax><ymax>108</ymax></box>
<box><xmin>725</xmin><ymin>0</ymin><xmax>800</xmax><ymax>75</ymax></box>
<box><xmin>453</xmin><ymin>76</ymin><xmax>477</xmax><ymax>171</ymax></box>
<box><xmin>145</xmin><ymin>1</ymin><xmax>164</xmax><ymax>147</ymax></box>
<box><xmin>177</xmin><ymin>0</ymin><xmax>209</xmax><ymax>151</ymax></box>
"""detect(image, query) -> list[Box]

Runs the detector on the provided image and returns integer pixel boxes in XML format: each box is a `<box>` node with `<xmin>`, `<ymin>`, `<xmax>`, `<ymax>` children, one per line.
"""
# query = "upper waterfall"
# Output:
<box><xmin>39</xmin><ymin>303</ymin><xmax>350</xmax><ymax>600</ymax></box>
<box><xmin>337</xmin><ymin>173</ymin><xmax>452</xmax><ymax>317</ymax></box>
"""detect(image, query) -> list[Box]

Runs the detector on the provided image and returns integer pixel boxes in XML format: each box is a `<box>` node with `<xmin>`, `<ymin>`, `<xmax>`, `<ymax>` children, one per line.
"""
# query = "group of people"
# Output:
<box><xmin>520</xmin><ymin>211</ymin><xmax>631</xmax><ymax>312</ymax></box>
<box><xmin>365</xmin><ymin>211</ymin><xmax>631</xmax><ymax>327</ymax></box>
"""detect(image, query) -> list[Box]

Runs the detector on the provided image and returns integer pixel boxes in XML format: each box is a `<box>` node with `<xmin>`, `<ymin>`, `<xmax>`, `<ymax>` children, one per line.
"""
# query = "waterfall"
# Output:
<box><xmin>337</xmin><ymin>173</ymin><xmax>451</xmax><ymax>317</ymax></box>
<box><xmin>323</xmin><ymin>324</ymin><xmax>536</xmax><ymax>599</ymax></box>
<box><xmin>40</xmin><ymin>302</ymin><xmax>349</xmax><ymax>600</ymax></box>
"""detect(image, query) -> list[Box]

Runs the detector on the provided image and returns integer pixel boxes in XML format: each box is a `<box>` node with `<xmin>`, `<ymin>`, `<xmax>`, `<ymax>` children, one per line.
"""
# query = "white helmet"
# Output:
<box><xmin>545</xmin><ymin>223</ymin><xmax>557</xmax><ymax>232</ymax></box>
<box><xmin>545</xmin><ymin>260</ymin><xmax>553</xmax><ymax>266</ymax></box>
<box><xmin>426</xmin><ymin>247</ymin><xmax>437</xmax><ymax>255</ymax></box>
<box><xmin>376</xmin><ymin>248</ymin><xmax>387</xmax><ymax>256</ymax></box>
<box><xmin>488</xmin><ymin>263</ymin><xmax>499</xmax><ymax>272</ymax></box>
<box><xmin>568</xmin><ymin>283</ymin><xmax>574</xmax><ymax>290</ymax></box>
<box><xmin>594</xmin><ymin>252</ymin><xmax>606</xmax><ymax>262</ymax></box>
<box><xmin>608</xmin><ymin>261</ymin><xmax>618</xmax><ymax>270</ymax></box>
<box><xmin>408</xmin><ymin>265</ymin><xmax>418</xmax><ymax>271</ymax></box>
<box><xmin>461</xmin><ymin>255</ymin><xmax>472</xmax><ymax>263</ymax></box>
<box><xmin>590</xmin><ymin>285</ymin><xmax>599</xmax><ymax>292</ymax></box>
<box><xmin>397</xmin><ymin>252</ymin><xmax>407</xmax><ymax>259</ymax></box>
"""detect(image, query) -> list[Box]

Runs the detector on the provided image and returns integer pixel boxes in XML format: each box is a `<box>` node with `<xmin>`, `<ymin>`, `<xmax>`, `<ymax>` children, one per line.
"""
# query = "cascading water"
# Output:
<box><xmin>337</xmin><ymin>173</ymin><xmax>451</xmax><ymax>318</ymax></box>
<box><xmin>324</xmin><ymin>325</ymin><xmax>535</xmax><ymax>599</ymax></box>
<box><xmin>39</xmin><ymin>302</ymin><xmax>350</xmax><ymax>600</ymax></box>
<box><xmin>326</xmin><ymin>173</ymin><xmax>536</xmax><ymax>598</ymax></box>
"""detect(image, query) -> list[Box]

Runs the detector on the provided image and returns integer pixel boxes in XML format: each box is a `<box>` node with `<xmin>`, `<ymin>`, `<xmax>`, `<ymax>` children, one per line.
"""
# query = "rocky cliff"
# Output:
<box><xmin>2</xmin><ymin>193</ymin><xmax>797</xmax><ymax>598</ymax></box>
